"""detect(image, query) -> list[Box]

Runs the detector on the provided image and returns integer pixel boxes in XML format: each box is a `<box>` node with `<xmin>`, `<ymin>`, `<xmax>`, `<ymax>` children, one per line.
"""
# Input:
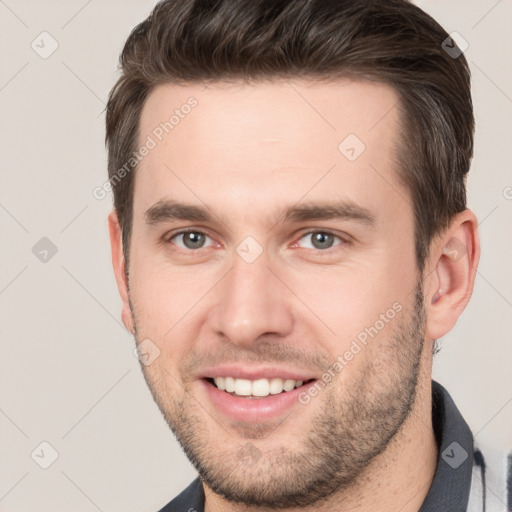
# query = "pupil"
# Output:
<box><xmin>185</xmin><ymin>232</ymin><xmax>204</xmax><ymax>249</ymax></box>
<box><xmin>313</xmin><ymin>232</ymin><xmax>333</xmax><ymax>249</ymax></box>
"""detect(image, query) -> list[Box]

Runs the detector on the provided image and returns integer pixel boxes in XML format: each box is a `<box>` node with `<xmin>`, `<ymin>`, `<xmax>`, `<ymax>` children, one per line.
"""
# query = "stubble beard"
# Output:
<box><xmin>133</xmin><ymin>281</ymin><xmax>426</xmax><ymax>508</ymax></box>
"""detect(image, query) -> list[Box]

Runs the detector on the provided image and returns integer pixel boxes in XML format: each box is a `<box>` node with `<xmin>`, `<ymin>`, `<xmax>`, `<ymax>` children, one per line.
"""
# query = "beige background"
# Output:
<box><xmin>1</xmin><ymin>0</ymin><xmax>511</xmax><ymax>510</ymax></box>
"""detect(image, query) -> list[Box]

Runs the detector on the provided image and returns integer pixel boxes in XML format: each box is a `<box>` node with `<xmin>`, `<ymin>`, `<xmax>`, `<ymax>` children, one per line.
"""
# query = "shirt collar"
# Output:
<box><xmin>419</xmin><ymin>380</ymin><xmax>474</xmax><ymax>511</ymax></box>
<box><xmin>162</xmin><ymin>380</ymin><xmax>474</xmax><ymax>511</ymax></box>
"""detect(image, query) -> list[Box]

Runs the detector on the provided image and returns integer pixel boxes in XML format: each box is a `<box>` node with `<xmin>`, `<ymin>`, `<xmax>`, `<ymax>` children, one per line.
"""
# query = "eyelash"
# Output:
<box><xmin>293</xmin><ymin>230</ymin><xmax>347</xmax><ymax>253</ymax></box>
<box><xmin>164</xmin><ymin>228</ymin><xmax>348</xmax><ymax>254</ymax></box>
<box><xmin>165</xmin><ymin>229</ymin><xmax>217</xmax><ymax>251</ymax></box>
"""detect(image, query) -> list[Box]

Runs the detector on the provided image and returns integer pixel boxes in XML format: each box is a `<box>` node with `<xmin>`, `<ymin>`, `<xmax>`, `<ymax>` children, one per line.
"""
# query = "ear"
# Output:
<box><xmin>108</xmin><ymin>210</ymin><xmax>135</xmax><ymax>334</ymax></box>
<box><xmin>424</xmin><ymin>209</ymin><xmax>480</xmax><ymax>341</ymax></box>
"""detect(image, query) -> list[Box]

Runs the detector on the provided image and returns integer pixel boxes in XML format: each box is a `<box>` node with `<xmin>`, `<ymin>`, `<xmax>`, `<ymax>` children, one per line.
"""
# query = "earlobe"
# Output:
<box><xmin>425</xmin><ymin>210</ymin><xmax>480</xmax><ymax>341</ymax></box>
<box><xmin>108</xmin><ymin>210</ymin><xmax>135</xmax><ymax>334</ymax></box>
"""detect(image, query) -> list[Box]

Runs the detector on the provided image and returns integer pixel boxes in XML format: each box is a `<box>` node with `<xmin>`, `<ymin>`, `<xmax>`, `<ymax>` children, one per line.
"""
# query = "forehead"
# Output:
<box><xmin>135</xmin><ymin>79</ymin><xmax>407</xmax><ymax>223</ymax></box>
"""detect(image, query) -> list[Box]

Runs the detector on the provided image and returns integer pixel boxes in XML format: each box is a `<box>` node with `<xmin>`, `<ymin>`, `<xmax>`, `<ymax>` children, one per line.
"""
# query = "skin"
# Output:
<box><xmin>109</xmin><ymin>79</ymin><xmax>480</xmax><ymax>512</ymax></box>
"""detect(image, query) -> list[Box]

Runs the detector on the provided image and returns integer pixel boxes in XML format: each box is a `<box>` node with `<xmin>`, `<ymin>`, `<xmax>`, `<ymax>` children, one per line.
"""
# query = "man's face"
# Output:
<box><xmin>125</xmin><ymin>79</ymin><xmax>427</xmax><ymax>506</ymax></box>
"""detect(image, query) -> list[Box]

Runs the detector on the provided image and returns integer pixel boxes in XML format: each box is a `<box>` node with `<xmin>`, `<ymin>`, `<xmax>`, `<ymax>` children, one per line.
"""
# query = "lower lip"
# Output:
<box><xmin>201</xmin><ymin>379</ymin><xmax>314</xmax><ymax>423</ymax></box>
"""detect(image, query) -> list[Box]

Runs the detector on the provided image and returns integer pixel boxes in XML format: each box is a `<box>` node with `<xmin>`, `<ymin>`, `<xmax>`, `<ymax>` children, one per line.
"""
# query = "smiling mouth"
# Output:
<box><xmin>206</xmin><ymin>377</ymin><xmax>315</xmax><ymax>398</ymax></box>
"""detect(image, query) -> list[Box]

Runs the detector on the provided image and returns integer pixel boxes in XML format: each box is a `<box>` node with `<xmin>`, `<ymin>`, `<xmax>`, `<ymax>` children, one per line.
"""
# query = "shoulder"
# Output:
<box><xmin>156</xmin><ymin>478</ymin><xmax>204</xmax><ymax>512</ymax></box>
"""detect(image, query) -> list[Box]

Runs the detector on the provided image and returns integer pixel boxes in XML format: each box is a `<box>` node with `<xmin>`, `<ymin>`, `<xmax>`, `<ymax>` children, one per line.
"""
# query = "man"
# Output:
<box><xmin>105</xmin><ymin>1</ymin><xmax>486</xmax><ymax>510</ymax></box>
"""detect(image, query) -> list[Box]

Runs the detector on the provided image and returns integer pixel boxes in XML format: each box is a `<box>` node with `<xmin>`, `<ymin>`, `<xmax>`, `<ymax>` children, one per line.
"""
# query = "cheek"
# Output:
<box><xmin>129</xmin><ymin>260</ymin><xmax>212</xmax><ymax>345</ymax></box>
<box><xmin>292</xmin><ymin>257</ymin><xmax>415</xmax><ymax>354</ymax></box>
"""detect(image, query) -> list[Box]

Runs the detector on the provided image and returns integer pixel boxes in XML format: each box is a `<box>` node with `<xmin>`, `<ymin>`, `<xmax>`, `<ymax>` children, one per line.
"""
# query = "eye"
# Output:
<box><xmin>296</xmin><ymin>231</ymin><xmax>344</xmax><ymax>251</ymax></box>
<box><xmin>168</xmin><ymin>230</ymin><xmax>215</xmax><ymax>250</ymax></box>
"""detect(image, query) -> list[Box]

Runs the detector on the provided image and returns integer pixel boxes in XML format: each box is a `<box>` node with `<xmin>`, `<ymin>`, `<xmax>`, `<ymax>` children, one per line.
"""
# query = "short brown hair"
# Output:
<box><xmin>105</xmin><ymin>0</ymin><xmax>474</xmax><ymax>273</ymax></box>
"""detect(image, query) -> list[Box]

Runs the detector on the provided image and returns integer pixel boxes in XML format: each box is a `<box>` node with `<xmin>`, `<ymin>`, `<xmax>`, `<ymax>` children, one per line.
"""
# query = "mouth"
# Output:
<box><xmin>199</xmin><ymin>372</ymin><xmax>318</xmax><ymax>423</ymax></box>
<box><xmin>206</xmin><ymin>376</ymin><xmax>315</xmax><ymax>398</ymax></box>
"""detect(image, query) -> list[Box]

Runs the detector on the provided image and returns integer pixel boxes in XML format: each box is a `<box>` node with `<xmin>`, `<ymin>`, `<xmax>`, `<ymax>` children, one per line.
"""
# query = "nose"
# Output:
<box><xmin>208</xmin><ymin>250</ymin><xmax>294</xmax><ymax>348</ymax></box>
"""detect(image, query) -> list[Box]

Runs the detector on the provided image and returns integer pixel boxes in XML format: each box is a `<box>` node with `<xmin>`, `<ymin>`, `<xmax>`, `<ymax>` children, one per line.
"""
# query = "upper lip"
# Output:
<box><xmin>197</xmin><ymin>365</ymin><xmax>318</xmax><ymax>381</ymax></box>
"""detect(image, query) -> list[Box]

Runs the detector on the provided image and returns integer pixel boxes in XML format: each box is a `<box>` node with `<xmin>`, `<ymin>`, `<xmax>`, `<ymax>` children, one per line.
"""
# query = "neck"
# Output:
<box><xmin>205</xmin><ymin>371</ymin><xmax>437</xmax><ymax>512</ymax></box>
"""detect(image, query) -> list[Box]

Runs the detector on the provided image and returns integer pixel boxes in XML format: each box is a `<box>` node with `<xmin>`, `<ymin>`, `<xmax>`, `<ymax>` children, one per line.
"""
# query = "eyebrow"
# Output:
<box><xmin>144</xmin><ymin>199</ymin><xmax>376</xmax><ymax>227</ymax></box>
<box><xmin>281</xmin><ymin>201</ymin><xmax>375</xmax><ymax>226</ymax></box>
<box><xmin>145</xmin><ymin>201</ymin><xmax>212</xmax><ymax>224</ymax></box>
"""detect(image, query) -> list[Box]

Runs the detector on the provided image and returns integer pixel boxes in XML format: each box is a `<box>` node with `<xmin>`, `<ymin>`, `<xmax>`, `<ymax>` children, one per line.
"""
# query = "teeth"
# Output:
<box><xmin>215</xmin><ymin>377</ymin><xmax>225</xmax><ymax>391</ymax></box>
<box><xmin>225</xmin><ymin>377</ymin><xmax>235</xmax><ymax>393</ymax></box>
<box><xmin>252</xmin><ymin>378</ymin><xmax>270</xmax><ymax>397</ymax></box>
<box><xmin>283</xmin><ymin>379</ymin><xmax>296</xmax><ymax>392</ymax></box>
<box><xmin>234</xmin><ymin>379</ymin><xmax>252</xmax><ymax>396</ymax></box>
<box><xmin>269</xmin><ymin>378</ymin><xmax>284</xmax><ymax>395</ymax></box>
<box><xmin>212</xmin><ymin>377</ymin><xmax>305</xmax><ymax>397</ymax></box>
